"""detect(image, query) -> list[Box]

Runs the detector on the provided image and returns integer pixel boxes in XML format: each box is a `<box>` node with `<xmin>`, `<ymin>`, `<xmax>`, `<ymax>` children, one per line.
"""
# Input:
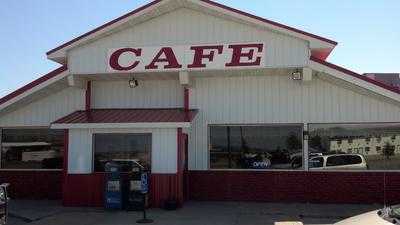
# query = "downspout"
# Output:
<box><xmin>85</xmin><ymin>81</ymin><xmax>92</xmax><ymax>122</ymax></box>
<box><xmin>85</xmin><ymin>81</ymin><xmax>92</xmax><ymax>111</ymax></box>
<box><xmin>184</xmin><ymin>87</ymin><xmax>190</xmax><ymax>121</ymax></box>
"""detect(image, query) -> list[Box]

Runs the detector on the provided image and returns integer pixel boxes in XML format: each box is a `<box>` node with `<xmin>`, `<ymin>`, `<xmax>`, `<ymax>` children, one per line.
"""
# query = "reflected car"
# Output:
<box><xmin>309</xmin><ymin>154</ymin><xmax>368</xmax><ymax>170</ymax></box>
<box><xmin>290</xmin><ymin>155</ymin><xmax>302</xmax><ymax>169</ymax></box>
<box><xmin>309</xmin><ymin>152</ymin><xmax>323</xmax><ymax>157</ymax></box>
<box><xmin>97</xmin><ymin>159</ymin><xmax>145</xmax><ymax>172</ymax></box>
<box><xmin>0</xmin><ymin>184</ymin><xmax>9</xmax><ymax>225</ymax></box>
<box><xmin>334</xmin><ymin>205</ymin><xmax>400</xmax><ymax>225</ymax></box>
<box><xmin>276</xmin><ymin>206</ymin><xmax>398</xmax><ymax>225</ymax></box>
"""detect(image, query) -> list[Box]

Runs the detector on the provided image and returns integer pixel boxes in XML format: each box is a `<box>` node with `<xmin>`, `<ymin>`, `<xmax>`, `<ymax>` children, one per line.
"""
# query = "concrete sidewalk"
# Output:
<box><xmin>7</xmin><ymin>200</ymin><xmax>381</xmax><ymax>225</ymax></box>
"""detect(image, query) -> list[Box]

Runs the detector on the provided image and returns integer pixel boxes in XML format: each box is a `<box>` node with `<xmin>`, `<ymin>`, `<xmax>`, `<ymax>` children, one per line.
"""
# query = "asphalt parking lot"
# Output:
<box><xmin>7</xmin><ymin>200</ymin><xmax>380</xmax><ymax>225</ymax></box>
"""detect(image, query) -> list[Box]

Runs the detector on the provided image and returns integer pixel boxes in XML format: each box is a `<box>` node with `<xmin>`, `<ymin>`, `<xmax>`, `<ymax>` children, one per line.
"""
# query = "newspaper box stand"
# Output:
<box><xmin>104</xmin><ymin>162</ymin><xmax>123</xmax><ymax>210</ymax></box>
<box><xmin>127</xmin><ymin>168</ymin><xmax>149</xmax><ymax>211</ymax></box>
<box><xmin>133</xmin><ymin>169</ymin><xmax>152</xmax><ymax>223</ymax></box>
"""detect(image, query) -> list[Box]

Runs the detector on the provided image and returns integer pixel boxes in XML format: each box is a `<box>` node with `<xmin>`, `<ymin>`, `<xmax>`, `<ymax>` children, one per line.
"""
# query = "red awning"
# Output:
<box><xmin>52</xmin><ymin>108</ymin><xmax>198</xmax><ymax>124</ymax></box>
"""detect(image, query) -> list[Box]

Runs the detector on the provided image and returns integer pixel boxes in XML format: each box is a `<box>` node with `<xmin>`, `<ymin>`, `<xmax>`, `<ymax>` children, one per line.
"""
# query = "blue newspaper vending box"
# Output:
<box><xmin>104</xmin><ymin>161</ymin><xmax>122</xmax><ymax>209</ymax></box>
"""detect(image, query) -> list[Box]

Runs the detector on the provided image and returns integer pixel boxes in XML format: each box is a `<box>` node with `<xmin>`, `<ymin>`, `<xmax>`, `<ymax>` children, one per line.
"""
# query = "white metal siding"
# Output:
<box><xmin>68</xmin><ymin>8</ymin><xmax>308</xmax><ymax>74</ymax></box>
<box><xmin>92</xmin><ymin>80</ymin><xmax>183</xmax><ymax>109</ymax></box>
<box><xmin>188</xmin><ymin>74</ymin><xmax>400</xmax><ymax>170</ymax></box>
<box><xmin>0</xmin><ymin>87</ymin><xmax>85</xmax><ymax>127</ymax></box>
<box><xmin>67</xmin><ymin>128</ymin><xmax>177</xmax><ymax>174</ymax></box>
<box><xmin>69</xmin><ymin>129</ymin><xmax>92</xmax><ymax>174</ymax></box>
<box><xmin>151</xmin><ymin>128</ymin><xmax>177</xmax><ymax>173</ymax></box>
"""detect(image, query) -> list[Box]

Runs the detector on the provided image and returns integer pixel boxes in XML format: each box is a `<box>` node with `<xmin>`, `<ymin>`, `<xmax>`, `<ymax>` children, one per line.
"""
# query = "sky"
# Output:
<box><xmin>0</xmin><ymin>0</ymin><xmax>399</xmax><ymax>98</ymax></box>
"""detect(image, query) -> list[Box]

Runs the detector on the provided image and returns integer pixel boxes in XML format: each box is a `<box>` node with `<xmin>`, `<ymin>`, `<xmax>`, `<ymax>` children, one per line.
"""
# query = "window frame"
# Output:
<box><xmin>92</xmin><ymin>132</ymin><xmax>152</xmax><ymax>173</ymax></box>
<box><xmin>308</xmin><ymin>122</ymin><xmax>400</xmax><ymax>172</ymax></box>
<box><xmin>0</xmin><ymin>126</ymin><xmax>63</xmax><ymax>171</ymax></box>
<box><xmin>207</xmin><ymin>123</ymin><xmax>304</xmax><ymax>171</ymax></box>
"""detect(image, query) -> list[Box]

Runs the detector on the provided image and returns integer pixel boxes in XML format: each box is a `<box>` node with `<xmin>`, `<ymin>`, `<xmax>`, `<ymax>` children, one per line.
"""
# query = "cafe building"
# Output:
<box><xmin>1</xmin><ymin>0</ymin><xmax>400</xmax><ymax>207</ymax></box>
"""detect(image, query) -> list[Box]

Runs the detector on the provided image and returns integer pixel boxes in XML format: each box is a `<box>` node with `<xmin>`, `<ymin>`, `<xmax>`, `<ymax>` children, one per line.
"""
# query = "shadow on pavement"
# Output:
<box><xmin>6</xmin><ymin>200</ymin><xmax>382</xmax><ymax>225</ymax></box>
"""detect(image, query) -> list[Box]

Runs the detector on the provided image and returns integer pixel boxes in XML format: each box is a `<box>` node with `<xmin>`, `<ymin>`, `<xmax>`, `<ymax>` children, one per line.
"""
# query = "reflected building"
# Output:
<box><xmin>329</xmin><ymin>135</ymin><xmax>400</xmax><ymax>155</ymax></box>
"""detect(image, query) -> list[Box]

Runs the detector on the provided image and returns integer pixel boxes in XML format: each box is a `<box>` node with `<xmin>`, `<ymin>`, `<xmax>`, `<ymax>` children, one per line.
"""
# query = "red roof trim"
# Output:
<box><xmin>47</xmin><ymin>0</ymin><xmax>337</xmax><ymax>56</ymax></box>
<box><xmin>310</xmin><ymin>56</ymin><xmax>400</xmax><ymax>95</ymax></box>
<box><xmin>46</xmin><ymin>0</ymin><xmax>162</xmax><ymax>55</ymax></box>
<box><xmin>0</xmin><ymin>65</ymin><xmax>68</xmax><ymax>106</ymax></box>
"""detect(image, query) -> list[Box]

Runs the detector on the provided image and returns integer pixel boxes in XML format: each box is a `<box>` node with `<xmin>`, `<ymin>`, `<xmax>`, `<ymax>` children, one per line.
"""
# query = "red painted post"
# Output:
<box><xmin>184</xmin><ymin>88</ymin><xmax>189</xmax><ymax>112</ymax></box>
<box><xmin>62</xmin><ymin>129</ymin><xmax>69</xmax><ymax>206</ymax></box>
<box><xmin>177</xmin><ymin>128</ymin><xmax>184</xmax><ymax>206</ymax></box>
<box><xmin>85</xmin><ymin>81</ymin><xmax>92</xmax><ymax>111</ymax></box>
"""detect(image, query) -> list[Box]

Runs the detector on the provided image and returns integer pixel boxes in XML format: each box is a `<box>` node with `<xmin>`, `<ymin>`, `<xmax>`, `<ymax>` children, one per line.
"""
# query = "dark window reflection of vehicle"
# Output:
<box><xmin>309</xmin><ymin>154</ymin><xmax>367</xmax><ymax>170</ymax></box>
<box><xmin>240</xmin><ymin>152</ymin><xmax>272</xmax><ymax>169</ymax></box>
<box><xmin>309</xmin><ymin>157</ymin><xmax>324</xmax><ymax>168</ymax></box>
<box><xmin>209</xmin><ymin>125</ymin><xmax>303</xmax><ymax>170</ymax></box>
<box><xmin>95</xmin><ymin>159</ymin><xmax>145</xmax><ymax>172</ymax></box>
<box><xmin>309</xmin><ymin>123</ymin><xmax>400</xmax><ymax>171</ymax></box>
<box><xmin>0</xmin><ymin>184</ymin><xmax>9</xmax><ymax>225</ymax></box>
<box><xmin>290</xmin><ymin>156</ymin><xmax>302</xmax><ymax>169</ymax></box>
<box><xmin>93</xmin><ymin>133</ymin><xmax>151</xmax><ymax>172</ymax></box>
<box><xmin>1</xmin><ymin>129</ymin><xmax>64</xmax><ymax>169</ymax></box>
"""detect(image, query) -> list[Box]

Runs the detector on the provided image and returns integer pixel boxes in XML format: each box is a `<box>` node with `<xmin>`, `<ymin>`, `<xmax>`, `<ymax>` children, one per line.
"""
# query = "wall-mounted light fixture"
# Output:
<box><xmin>292</xmin><ymin>69</ymin><xmax>302</xmax><ymax>80</ymax></box>
<box><xmin>129</xmin><ymin>77</ymin><xmax>139</xmax><ymax>88</ymax></box>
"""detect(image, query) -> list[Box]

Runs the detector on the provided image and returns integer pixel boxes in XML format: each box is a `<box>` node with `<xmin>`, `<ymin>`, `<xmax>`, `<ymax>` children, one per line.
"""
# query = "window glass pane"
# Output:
<box><xmin>93</xmin><ymin>133</ymin><xmax>151</xmax><ymax>172</ymax></box>
<box><xmin>209</xmin><ymin>126</ymin><xmax>229</xmax><ymax>168</ymax></box>
<box><xmin>1</xmin><ymin>129</ymin><xmax>64</xmax><ymax>169</ymax></box>
<box><xmin>326</xmin><ymin>155</ymin><xmax>346</xmax><ymax>167</ymax></box>
<box><xmin>309</xmin><ymin>157</ymin><xmax>324</xmax><ymax>168</ymax></box>
<box><xmin>209</xmin><ymin>125</ymin><xmax>303</xmax><ymax>170</ymax></box>
<box><xmin>309</xmin><ymin>123</ymin><xmax>400</xmax><ymax>170</ymax></box>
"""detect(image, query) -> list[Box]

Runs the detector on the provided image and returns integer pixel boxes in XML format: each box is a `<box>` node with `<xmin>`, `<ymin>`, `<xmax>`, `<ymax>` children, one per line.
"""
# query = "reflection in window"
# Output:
<box><xmin>93</xmin><ymin>133</ymin><xmax>151</xmax><ymax>172</ymax></box>
<box><xmin>1</xmin><ymin>129</ymin><xmax>64</xmax><ymax>169</ymax></box>
<box><xmin>309</xmin><ymin>123</ymin><xmax>400</xmax><ymax>170</ymax></box>
<box><xmin>209</xmin><ymin>125</ymin><xmax>303</xmax><ymax>170</ymax></box>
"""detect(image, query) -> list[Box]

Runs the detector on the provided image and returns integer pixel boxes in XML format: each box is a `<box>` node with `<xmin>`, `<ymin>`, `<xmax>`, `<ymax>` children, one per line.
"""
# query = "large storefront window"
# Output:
<box><xmin>209</xmin><ymin>125</ymin><xmax>303</xmax><ymax>170</ymax></box>
<box><xmin>0</xmin><ymin>129</ymin><xmax>64</xmax><ymax>169</ymax></box>
<box><xmin>93</xmin><ymin>133</ymin><xmax>151</xmax><ymax>172</ymax></box>
<box><xmin>309</xmin><ymin>123</ymin><xmax>400</xmax><ymax>170</ymax></box>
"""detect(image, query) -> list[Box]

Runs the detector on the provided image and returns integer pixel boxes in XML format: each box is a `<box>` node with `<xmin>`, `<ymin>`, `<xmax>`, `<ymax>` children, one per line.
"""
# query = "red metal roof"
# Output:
<box><xmin>52</xmin><ymin>108</ymin><xmax>198</xmax><ymax>124</ymax></box>
<box><xmin>46</xmin><ymin>0</ymin><xmax>337</xmax><ymax>56</ymax></box>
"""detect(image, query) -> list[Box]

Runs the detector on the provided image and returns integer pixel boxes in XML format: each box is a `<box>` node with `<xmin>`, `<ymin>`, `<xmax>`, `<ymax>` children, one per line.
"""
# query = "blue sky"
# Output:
<box><xmin>0</xmin><ymin>0</ymin><xmax>399</xmax><ymax>98</ymax></box>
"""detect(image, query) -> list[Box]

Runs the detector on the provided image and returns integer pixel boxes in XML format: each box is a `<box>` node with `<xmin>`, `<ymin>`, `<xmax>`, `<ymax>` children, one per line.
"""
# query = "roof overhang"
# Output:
<box><xmin>310</xmin><ymin>56</ymin><xmax>400</xmax><ymax>103</ymax></box>
<box><xmin>46</xmin><ymin>0</ymin><xmax>337</xmax><ymax>63</ymax></box>
<box><xmin>50</xmin><ymin>108</ymin><xmax>198</xmax><ymax>129</ymax></box>
<box><xmin>0</xmin><ymin>66</ymin><xmax>69</xmax><ymax>112</ymax></box>
<box><xmin>51</xmin><ymin>122</ymin><xmax>192</xmax><ymax>129</ymax></box>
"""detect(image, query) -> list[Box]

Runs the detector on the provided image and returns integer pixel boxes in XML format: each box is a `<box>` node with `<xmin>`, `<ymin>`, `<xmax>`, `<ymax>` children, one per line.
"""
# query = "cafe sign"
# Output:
<box><xmin>108</xmin><ymin>43</ymin><xmax>265</xmax><ymax>72</ymax></box>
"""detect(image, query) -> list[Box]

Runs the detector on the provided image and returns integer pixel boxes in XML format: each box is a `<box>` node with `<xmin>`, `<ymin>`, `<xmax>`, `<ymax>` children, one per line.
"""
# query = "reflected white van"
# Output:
<box><xmin>309</xmin><ymin>154</ymin><xmax>368</xmax><ymax>170</ymax></box>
